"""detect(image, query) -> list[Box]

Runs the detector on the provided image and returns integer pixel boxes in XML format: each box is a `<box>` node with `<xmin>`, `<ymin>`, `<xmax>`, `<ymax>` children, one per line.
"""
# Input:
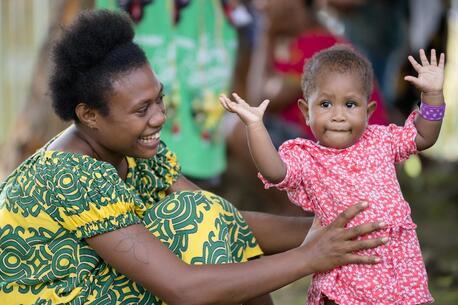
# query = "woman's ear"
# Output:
<box><xmin>75</xmin><ymin>103</ymin><xmax>98</xmax><ymax>129</ymax></box>
<box><xmin>367</xmin><ymin>101</ymin><xmax>377</xmax><ymax>120</ymax></box>
<box><xmin>297</xmin><ymin>99</ymin><xmax>310</xmax><ymax>125</ymax></box>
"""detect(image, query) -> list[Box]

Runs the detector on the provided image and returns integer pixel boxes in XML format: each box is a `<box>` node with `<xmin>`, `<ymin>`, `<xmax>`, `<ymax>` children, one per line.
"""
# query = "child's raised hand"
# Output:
<box><xmin>219</xmin><ymin>93</ymin><xmax>270</xmax><ymax>126</ymax></box>
<box><xmin>404</xmin><ymin>49</ymin><xmax>445</xmax><ymax>95</ymax></box>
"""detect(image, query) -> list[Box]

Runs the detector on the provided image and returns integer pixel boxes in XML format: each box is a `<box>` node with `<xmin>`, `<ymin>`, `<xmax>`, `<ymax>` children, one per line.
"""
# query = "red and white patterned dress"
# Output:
<box><xmin>260</xmin><ymin>112</ymin><xmax>433</xmax><ymax>305</ymax></box>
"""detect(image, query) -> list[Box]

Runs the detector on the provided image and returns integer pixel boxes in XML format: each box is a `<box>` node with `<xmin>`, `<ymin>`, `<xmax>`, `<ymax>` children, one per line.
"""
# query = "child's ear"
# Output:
<box><xmin>367</xmin><ymin>101</ymin><xmax>377</xmax><ymax>120</ymax></box>
<box><xmin>297</xmin><ymin>99</ymin><xmax>310</xmax><ymax>125</ymax></box>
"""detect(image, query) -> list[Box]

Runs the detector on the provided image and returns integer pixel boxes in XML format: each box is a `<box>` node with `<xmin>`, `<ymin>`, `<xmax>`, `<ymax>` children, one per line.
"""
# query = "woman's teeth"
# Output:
<box><xmin>138</xmin><ymin>132</ymin><xmax>160</xmax><ymax>144</ymax></box>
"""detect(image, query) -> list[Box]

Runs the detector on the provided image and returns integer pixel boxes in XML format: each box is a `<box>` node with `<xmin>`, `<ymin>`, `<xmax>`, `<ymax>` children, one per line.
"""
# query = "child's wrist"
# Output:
<box><xmin>246</xmin><ymin>121</ymin><xmax>265</xmax><ymax>129</ymax></box>
<box><xmin>421</xmin><ymin>91</ymin><xmax>444</xmax><ymax>105</ymax></box>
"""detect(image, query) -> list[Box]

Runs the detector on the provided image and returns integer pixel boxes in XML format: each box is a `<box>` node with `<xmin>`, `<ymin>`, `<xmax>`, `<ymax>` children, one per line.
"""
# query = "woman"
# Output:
<box><xmin>0</xmin><ymin>10</ymin><xmax>386</xmax><ymax>305</ymax></box>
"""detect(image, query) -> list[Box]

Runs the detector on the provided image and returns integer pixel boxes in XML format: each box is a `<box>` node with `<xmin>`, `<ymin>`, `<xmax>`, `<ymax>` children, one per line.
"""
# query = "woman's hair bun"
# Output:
<box><xmin>53</xmin><ymin>10</ymin><xmax>135</xmax><ymax>71</ymax></box>
<box><xmin>50</xmin><ymin>9</ymin><xmax>147</xmax><ymax>121</ymax></box>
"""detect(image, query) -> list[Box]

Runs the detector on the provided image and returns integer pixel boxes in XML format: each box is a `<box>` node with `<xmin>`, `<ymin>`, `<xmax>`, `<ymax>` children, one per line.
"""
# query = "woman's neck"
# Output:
<box><xmin>49</xmin><ymin>124</ymin><xmax>128</xmax><ymax>179</ymax></box>
<box><xmin>75</xmin><ymin>125</ymin><xmax>127</xmax><ymax>177</ymax></box>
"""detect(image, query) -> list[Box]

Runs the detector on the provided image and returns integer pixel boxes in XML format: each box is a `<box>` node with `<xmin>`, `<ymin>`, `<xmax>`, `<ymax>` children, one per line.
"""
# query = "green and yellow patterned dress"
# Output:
<box><xmin>0</xmin><ymin>141</ymin><xmax>262</xmax><ymax>305</ymax></box>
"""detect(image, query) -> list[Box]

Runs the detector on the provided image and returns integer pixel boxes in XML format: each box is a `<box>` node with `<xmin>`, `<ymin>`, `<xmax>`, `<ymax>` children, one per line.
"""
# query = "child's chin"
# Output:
<box><xmin>327</xmin><ymin>141</ymin><xmax>354</xmax><ymax>150</ymax></box>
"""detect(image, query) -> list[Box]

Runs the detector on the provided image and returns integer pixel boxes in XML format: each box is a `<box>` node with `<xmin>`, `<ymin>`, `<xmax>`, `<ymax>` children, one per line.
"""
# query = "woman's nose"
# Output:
<box><xmin>148</xmin><ymin>109</ymin><xmax>166</xmax><ymax>127</ymax></box>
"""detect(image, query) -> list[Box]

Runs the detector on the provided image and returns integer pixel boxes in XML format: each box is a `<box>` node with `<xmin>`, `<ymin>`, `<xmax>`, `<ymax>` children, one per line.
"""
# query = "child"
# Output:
<box><xmin>220</xmin><ymin>45</ymin><xmax>445</xmax><ymax>305</ymax></box>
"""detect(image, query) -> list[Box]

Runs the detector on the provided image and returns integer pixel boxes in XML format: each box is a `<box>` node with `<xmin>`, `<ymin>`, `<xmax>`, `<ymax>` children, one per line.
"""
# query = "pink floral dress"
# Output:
<box><xmin>260</xmin><ymin>112</ymin><xmax>433</xmax><ymax>305</ymax></box>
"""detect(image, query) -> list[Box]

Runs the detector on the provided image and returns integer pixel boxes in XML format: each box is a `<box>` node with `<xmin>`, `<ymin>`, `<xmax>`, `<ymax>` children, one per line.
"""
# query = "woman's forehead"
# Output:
<box><xmin>108</xmin><ymin>66</ymin><xmax>161</xmax><ymax>107</ymax></box>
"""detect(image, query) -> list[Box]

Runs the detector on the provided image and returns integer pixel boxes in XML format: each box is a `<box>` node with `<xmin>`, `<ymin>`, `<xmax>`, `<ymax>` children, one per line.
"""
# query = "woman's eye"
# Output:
<box><xmin>137</xmin><ymin>105</ymin><xmax>149</xmax><ymax>115</ymax></box>
<box><xmin>320</xmin><ymin>101</ymin><xmax>331</xmax><ymax>108</ymax></box>
<box><xmin>156</xmin><ymin>94</ymin><xmax>165</xmax><ymax>104</ymax></box>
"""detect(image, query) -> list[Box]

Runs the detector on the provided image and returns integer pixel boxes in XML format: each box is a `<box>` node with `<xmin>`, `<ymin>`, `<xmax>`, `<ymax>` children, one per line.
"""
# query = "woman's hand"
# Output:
<box><xmin>300</xmin><ymin>202</ymin><xmax>387</xmax><ymax>273</ymax></box>
<box><xmin>220</xmin><ymin>93</ymin><xmax>270</xmax><ymax>126</ymax></box>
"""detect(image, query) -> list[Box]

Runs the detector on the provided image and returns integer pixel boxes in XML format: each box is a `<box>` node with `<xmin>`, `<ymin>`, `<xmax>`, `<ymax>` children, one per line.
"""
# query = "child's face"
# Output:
<box><xmin>299</xmin><ymin>71</ymin><xmax>376</xmax><ymax>149</ymax></box>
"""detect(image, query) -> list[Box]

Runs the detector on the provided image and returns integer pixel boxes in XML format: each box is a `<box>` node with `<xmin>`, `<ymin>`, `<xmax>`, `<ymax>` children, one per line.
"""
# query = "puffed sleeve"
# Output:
<box><xmin>259</xmin><ymin>139</ymin><xmax>308</xmax><ymax>190</ymax></box>
<box><xmin>134</xmin><ymin>141</ymin><xmax>182</xmax><ymax>202</ymax></box>
<box><xmin>45</xmin><ymin>153</ymin><xmax>143</xmax><ymax>239</ymax></box>
<box><xmin>258</xmin><ymin>139</ymin><xmax>312</xmax><ymax>209</ymax></box>
<box><xmin>386</xmin><ymin>111</ymin><xmax>418</xmax><ymax>163</ymax></box>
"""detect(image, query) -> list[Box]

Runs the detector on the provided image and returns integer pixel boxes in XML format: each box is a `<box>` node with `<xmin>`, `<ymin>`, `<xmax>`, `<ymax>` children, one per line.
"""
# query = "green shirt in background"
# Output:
<box><xmin>96</xmin><ymin>0</ymin><xmax>237</xmax><ymax>179</ymax></box>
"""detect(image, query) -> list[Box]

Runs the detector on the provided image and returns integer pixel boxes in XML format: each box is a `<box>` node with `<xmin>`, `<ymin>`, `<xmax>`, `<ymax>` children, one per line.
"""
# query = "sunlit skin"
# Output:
<box><xmin>298</xmin><ymin>71</ymin><xmax>376</xmax><ymax>149</ymax></box>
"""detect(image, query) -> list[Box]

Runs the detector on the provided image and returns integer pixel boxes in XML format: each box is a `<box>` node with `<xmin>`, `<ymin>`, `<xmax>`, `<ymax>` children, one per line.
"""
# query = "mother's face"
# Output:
<box><xmin>93</xmin><ymin>64</ymin><xmax>166</xmax><ymax>159</ymax></box>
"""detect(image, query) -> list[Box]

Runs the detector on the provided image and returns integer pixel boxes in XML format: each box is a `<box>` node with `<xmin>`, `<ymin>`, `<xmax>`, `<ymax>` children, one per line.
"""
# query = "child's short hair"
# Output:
<box><xmin>301</xmin><ymin>45</ymin><xmax>374</xmax><ymax>100</ymax></box>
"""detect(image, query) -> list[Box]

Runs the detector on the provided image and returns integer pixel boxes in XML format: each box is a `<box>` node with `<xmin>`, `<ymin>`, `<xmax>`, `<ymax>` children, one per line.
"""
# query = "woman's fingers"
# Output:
<box><xmin>345</xmin><ymin>236</ymin><xmax>388</xmax><ymax>253</ymax></box>
<box><xmin>310</xmin><ymin>216</ymin><xmax>322</xmax><ymax>229</ymax></box>
<box><xmin>341</xmin><ymin>221</ymin><xmax>386</xmax><ymax>240</ymax></box>
<box><xmin>344</xmin><ymin>254</ymin><xmax>381</xmax><ymax>265</ymax></box>
<box><xmin>330</xmin><ymin>202</ymin><xmax>368</xmax><ymax>228</ymax></box>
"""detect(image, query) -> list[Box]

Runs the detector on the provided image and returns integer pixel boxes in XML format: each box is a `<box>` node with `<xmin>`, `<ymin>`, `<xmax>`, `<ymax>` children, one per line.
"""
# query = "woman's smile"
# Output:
<box><xmin>138</xmin><ymin>130</ymin><xmax>161</xmax><ymax>148</ymax></box>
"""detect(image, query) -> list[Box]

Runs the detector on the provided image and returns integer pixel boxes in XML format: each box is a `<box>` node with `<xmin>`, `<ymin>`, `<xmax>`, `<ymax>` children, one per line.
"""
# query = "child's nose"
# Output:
<box><xmin>331</xmin><ymin>107</ymin><xmax>346</xmax><ymax>121</ymax></box>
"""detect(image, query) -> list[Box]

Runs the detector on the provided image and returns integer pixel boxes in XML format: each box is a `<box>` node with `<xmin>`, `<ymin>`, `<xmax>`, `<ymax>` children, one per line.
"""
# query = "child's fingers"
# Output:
<box><xmin>219</xmin><ymin>95</ymin><xmax>235</xmax><ymax>112</ymax></box>
<box><xmin>219</xmin><ymin>96</ymin><xmax>229</xmax><ymax>109</ymax></box>
<box><xmin>438</xmin><ymin>53</ymin><xmax>445</xmax><ymax>69</ymax></box>
<box><xmin>258</xmin><ymin>99</ymin><xmax>270</xmax><ymax>113</ymax></box>
<box><xmin>419</xmin><ymin>49</ymin><xmax>429</xmax><ymax>66</ymax></box>
<box><xmin>407</xmin><ymin>56</ymin><xmax>421</xmax><ymax>73</ymax></box>
<box><xmin>232</xmin><ymin>93</ymin><xmax>249</xmax><ymax>106</ymax></box>
<box><xmin>430</xmin><ymin>49</ymin><xmax>437</xmax><ymax>66</ymax></box>
<box><xmin>403</xmin><ymin>75</ymin><xmax>418</xmax><ymax>85</ymax></box>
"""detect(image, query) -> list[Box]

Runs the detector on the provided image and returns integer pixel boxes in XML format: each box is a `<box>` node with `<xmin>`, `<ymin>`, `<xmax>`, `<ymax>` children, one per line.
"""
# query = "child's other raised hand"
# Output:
<box><xmin>219</xmin><ymin>93</ymin><xmax>270</xmax><ymax>126</ymax></box>
<box><xmin>404</xmin><ymin>49</ymin><xmax>445</xmax><ymax>95</ymax></box>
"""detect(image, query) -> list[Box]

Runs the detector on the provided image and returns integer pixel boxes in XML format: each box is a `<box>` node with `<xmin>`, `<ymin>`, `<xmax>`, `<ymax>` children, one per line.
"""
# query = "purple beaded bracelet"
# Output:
<box><xmin>419</xmin><ymin>102</ymin><xmax>446</xmax><ymax>121</ymax></box>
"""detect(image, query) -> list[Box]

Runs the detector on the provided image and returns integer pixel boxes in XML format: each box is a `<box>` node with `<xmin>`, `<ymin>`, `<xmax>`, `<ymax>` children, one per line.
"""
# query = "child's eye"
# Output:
<box><xmin>346</xmin><ymin>101</ymin><xmax>357</xmax><ymax>108</ymax></box>
<box><xmin>320</xmin><ymin>100</ymin><xmax>331</xmax><ymax>108</ymax></box>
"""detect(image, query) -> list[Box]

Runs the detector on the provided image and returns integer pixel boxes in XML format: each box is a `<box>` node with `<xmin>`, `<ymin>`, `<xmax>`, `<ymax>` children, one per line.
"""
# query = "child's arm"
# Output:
<box><xmin>404</xmin><ymin>49</ymin><xmax>445</xmax><ymax>151</ymax></box>
<box><xmin>220</xmin><ymin>93</ymin><xmax>286</xmax><ymax>183</ymax></box>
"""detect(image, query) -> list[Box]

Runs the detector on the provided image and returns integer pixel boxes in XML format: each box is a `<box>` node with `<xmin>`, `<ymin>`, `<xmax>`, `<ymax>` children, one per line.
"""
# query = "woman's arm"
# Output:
<box><xmin>86</xmin><ymin>203</ymin><xmax>386</xmax><ymax>305</ymax></box>
<box><xmin>241</xmin><ymin>211</ymin><xmax>312</xmax><ymax>255</ymax></box>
